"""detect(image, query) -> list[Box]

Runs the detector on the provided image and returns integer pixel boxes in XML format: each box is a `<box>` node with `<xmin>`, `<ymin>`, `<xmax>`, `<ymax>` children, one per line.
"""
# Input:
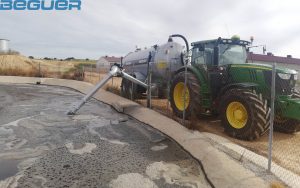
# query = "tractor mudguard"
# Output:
<box><xmin>219</xmin><ymin>82</ymin><xmax>258</xmax><ymax>97</ymax></box>
<box><xmin>276</xmin><ymin>96</ymin><xmax>300</xmax><ymax>120</ymax></box>
<box><xmin>174</xmin><ymin>66</ymin><xmax>207</xmax><ymax>86</ymax></box>
<box><xmin>173</xmin><ymin>66</ymin><xmax>211</xmax><ymax>108</ymax></box>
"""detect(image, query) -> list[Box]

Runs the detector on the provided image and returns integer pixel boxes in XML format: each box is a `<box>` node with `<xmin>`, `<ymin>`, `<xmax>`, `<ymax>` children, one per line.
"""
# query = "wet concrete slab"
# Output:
<box><xmin>0</xmin><ymin>84</ymin><xmax>210</xmax><ymax>188</ymax></box>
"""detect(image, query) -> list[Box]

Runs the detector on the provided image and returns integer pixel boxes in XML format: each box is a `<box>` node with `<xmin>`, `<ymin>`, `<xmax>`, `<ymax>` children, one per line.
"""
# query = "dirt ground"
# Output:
<box><xmin>133</xmin><ymin>98</ymin><xmax>300</xmax><ymax>177</ymax></box>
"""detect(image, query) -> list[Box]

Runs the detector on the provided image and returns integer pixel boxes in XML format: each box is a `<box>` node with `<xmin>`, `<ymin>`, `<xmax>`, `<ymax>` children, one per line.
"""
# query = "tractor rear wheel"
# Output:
<box><xmin>170</xmin><ymin>71</ymin><xmax>201</xmax><ymax>119</ymax></box>
<box><xmin>221</xmin><ymin>89</ymin><xmax>270</xmax><ymax>141</ymax></box>
<box><xmin>274</xmin><ymin>117</ymin><xmax>300</xmax><ymax>134</ymax></box>
<box><xmin>274</xmin><ymin>91</ymin><xmax>300</xmax><ymax>133</ymax></box>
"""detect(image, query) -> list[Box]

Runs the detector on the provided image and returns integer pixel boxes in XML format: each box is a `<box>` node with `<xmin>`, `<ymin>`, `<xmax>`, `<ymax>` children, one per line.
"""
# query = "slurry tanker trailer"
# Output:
<box><xmin>69</xmin><ymin>34</ymin><xmax>300</xmax><ymax>141</ymax></box>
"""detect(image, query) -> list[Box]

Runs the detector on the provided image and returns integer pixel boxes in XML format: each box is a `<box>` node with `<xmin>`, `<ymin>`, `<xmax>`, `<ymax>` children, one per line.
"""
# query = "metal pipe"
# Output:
<box><xmin>120</xmin><ymin>71</ymin><xmax>148</xmax><ymax>88</ymax></box>
<box><xmin>67</xmin><ymin>65</ymin><xmax>154</xmax><ymax>115</ymax></box>
<box><xmin>268</xmin><ymin>62</ymin><xmax>276</xmax><ymax>172</ymax></box>
<box><xmin>67</xmin><ymin>66</ymin><xmax>119</xmax><ymax>115</ymax></box>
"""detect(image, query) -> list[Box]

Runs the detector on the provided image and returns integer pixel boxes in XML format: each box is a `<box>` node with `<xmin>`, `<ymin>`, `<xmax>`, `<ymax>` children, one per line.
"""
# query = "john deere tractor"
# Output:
<box><xmin>170</xmin><ymin>35</ymin><xmax>300</xmax><ymax>140</ymax></box>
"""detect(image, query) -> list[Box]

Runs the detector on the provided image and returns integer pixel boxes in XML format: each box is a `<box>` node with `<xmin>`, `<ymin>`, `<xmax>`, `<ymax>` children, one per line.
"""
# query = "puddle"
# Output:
<box><xmin>0</xmin><ymin>127</ymin><xmax>13</xmax><ymax>136</ymax></box>
<box><xmin>0</xmin><ymin>159</ymin><xmax>19</xmax><ymax>181</ymax></box>
<box><xmin>109</xmin><ymin>173</ymin><xmax>158</xmax><ymax>188</ymax></box>
<box><xmin>1</xmin><ymin>116</ymin><xmax>36</xmax><ymax>127</ymax></box>
<box><xmin>146</xmin><ymin>162</ymin><xmax>207</xmax><ymax>188</ymax></box>
<box><xmin>65</xmin><ymin>142</ymin><xmax>97</xmax><ymax>155</ymax></box>
<box><xmin>151</xmin><ymin>144</ymin><xmax>168</xmax><ymax>151</ymax></box>
<box><xmin>72</xmin><ymin>115</ymin><xmax>99</xmax><ymax>121</ymax></box>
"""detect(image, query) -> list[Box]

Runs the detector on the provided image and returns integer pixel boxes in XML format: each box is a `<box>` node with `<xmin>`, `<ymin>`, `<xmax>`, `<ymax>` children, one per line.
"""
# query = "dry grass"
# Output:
<box><xmin>270</xmin><ymin>181</ymin><xmax>286</xmax><ymax>188</ymax></box>
<box><xmin>0</xmin><ymin>55</ymin><xmax>91</xmax><ymax>80</ymax></box>
<box><xmin>106</xmin><ymin>85</ymin><xmax>121</xmax><ymax>95</ymax></box>
<box><xmin>0</xmin><ymin>67</ymin><xmax>41</xmax><ymax>77</ymax></box>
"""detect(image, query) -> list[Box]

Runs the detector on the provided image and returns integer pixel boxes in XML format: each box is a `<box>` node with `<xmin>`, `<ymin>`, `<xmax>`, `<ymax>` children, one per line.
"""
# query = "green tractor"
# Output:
<box><xmin>170</xmin><ymin>35</ymin><xmax>300</xmax><ymax>140</ymax></box>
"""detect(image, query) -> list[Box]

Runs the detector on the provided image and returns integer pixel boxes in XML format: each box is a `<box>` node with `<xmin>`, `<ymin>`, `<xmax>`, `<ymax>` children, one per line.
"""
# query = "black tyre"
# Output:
<box><xmin>158</xmin><ymin>88</ymin><xmax>167</xmax><ymax>99</ymax></box>
<box><xmin>169</xmin><ymin>71</ymin><xmax>201</xmax><ymax>119</ymax></box>
<box><xmin>121</xmin><ymin>78</ymin><xmax>142</xmax><ymax>100</ymax></box>
<box><xmin>274</xmin><ymin>92</ymin><xmax>300</xmax><ymax>133</ymax></box>
<box><xmin>221</xmin><ymin>89</ymin><xmax>270</xmax><ymax>141</ymax></box>
<box><xmin>274</xmin><ymin>117</ymin><xmax>300</xmax><ymax>134</ymax></box>
<box><xmin>121</xmin><ymin>78</ymin><xmax>130</xmax><ymax>99</ymax></box>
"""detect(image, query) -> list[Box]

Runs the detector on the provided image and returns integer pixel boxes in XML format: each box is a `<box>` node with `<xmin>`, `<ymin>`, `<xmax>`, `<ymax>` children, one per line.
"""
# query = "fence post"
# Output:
<box><xmin>38</xmin><ymin>62</ymin><xmax>41</xmax><ymax>77</ymax></box>
<box><xmin>147</xmin><ymin>53</ymin><xmax>152</xmax><ymax>108</ymax></box>
<box><xmin>183</xmin><ymin>53</ymin><xmax>188</xmax><ymax>126</ymax></box>
<box><xmin>268</xmin><ymin>62</ymin><xmax>276</xmax><ymax>172</ymax></box>
<box><xmin>147</xmin><ymin>69</ymin><xmax>152</xmax><ymax>109</ymax></box>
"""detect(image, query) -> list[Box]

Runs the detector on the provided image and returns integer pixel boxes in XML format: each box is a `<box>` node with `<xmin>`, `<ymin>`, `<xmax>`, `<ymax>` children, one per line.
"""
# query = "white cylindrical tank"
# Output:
<box><xmin>0</xmin><ymin>39</ymin><xmax>9</xmax><ymax>53</ymax></box>
<box><xmin>123</xmin><ymin>41</ymin><xmax>184</xmax><ymax>80</ymax></box>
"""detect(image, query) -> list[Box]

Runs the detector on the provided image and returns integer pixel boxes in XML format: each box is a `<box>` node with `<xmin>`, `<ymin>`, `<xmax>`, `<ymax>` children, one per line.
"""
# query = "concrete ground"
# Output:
<box><xmin>0</xmin><ymin>84</ymin><xmax>210</xmax><ymax>188</ymax></box>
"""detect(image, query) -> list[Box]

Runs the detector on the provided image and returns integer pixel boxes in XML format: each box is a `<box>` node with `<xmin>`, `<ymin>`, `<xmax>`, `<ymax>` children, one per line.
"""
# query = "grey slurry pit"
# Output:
<box><xmin>0</xmin><ymin>84</ymin><xmax>210</xmax><ymax>188</ymax></box>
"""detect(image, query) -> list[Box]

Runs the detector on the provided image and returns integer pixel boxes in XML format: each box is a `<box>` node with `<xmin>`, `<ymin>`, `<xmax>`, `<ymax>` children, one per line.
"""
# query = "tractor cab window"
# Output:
<box><xmin>192</xmin><ymin>44</ymin><xmax>214</xmax><ymax>66</ymax></box>
<box><xmin>219</xmin><ymin>44</ymin><xmax>247</xmax><ymax>65</ymax></box>
<box><xmin>192</xmin><ymin>47</ymin><xmax>205</xmax><ymax>65</ymax></box>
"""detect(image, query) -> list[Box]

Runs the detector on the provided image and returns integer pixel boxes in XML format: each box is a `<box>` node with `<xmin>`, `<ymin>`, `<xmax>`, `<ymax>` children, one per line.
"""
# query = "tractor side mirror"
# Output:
<box><xmin>213</xmin><ymin>46</ymin><xmax>219</xmax><ymax>66</ymax></box>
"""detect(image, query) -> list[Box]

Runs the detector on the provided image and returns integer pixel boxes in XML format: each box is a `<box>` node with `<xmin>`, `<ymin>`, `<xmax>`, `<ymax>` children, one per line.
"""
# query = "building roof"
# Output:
<box><xmin>248</xmin><ymin>53</ymin><xmax>300</xmax><ymax>65</ymax></box>
<box><xmin>0</xmin><ymin>39</ymin><xmax>9</xmax><ymax>41</ymax></box>
<box><xmin>101</xmin><ymin>56</ymin><xmax>121</xmax><ymax>63</ymax></box>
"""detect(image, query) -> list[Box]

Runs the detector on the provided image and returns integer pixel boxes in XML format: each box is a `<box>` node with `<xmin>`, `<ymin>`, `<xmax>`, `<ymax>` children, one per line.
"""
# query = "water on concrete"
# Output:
<box><xmin>0</xmin><ymin>84</ymin><xmax>210</xmax><ymax>188</ymax></box>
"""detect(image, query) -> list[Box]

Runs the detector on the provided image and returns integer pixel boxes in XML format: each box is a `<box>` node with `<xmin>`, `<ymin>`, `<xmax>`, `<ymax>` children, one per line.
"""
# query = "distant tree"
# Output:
<box><xmin>54</xmin><ymin>58</ymin><xmax>57</xmax><ymax>60</ymax></box>
<box><xmin>28</xmin><ymin>56</ymin><xmax>34</xmax><ymax>59</ymax></box>
<box><xmin>43</xmin><ymin>57</ymin><xmax>51</xmax><ymax>60</ymax></box>
<box><xmin>65</xmin><ymin>57</ymin><xmax>75</xmax><ymax>61</ymax></box>
<box><xmin>86</xmin><ymin>58</ymin><xmax>89</xmax><ymax>61</ymax></box>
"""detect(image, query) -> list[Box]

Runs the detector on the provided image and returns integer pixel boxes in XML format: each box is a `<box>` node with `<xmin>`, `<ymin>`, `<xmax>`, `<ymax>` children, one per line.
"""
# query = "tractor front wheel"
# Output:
<box><xmin>221</xmin><ymin>89</ymin><xmax>270</xmax><ymax>141</ymax></box>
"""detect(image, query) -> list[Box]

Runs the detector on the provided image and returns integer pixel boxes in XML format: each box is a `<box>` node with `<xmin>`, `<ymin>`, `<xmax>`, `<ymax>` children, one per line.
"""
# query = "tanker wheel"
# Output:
<box><xmin>121</xmin><ymin>78</ymin><xmax>130</xmax><ymax>99</ymax></box>
<box><xmin>221</xmin><ymin>89</ymin><xmax>270</xmax><ymax>141</ymax></box>
<box><xmin>158</xmin><ymin>88</ymin><xmax>166</xmax><ymax>99</ymax></box>
<box><xmin>274</xmin><ymin>91</ymin><xmax>300</xmax><ymax>134</ymax></box>
<box><xmin>170</xmin><ymin>71</ymin><xmax>201</xmax><ymax>119</ymax></box>
<box><xmin>121</xmin><ymin>78</ymin><xmax>142</xmax><ymax>100</ymax></box>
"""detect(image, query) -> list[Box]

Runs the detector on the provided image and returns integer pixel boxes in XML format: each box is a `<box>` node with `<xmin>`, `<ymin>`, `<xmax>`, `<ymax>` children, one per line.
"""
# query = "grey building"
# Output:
<box><xmin>96</xmin><ymin>56</ymin><xmax>121</xmax><ymax>71</ymax></box>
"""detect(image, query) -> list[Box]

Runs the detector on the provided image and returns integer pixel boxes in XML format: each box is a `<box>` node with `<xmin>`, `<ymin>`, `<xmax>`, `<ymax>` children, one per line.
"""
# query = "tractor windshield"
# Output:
<box><xmin>219</xmin><ymin>44</ymin><xmax>247</xmax><ymax>65</ymax></box>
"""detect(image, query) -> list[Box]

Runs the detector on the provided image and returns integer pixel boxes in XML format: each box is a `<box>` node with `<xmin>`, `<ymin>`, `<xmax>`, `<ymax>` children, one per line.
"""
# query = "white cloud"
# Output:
<box><xmin>1</xmin><ymin>0</ymin><xmax>300</xmax><ymax>59</ymax></box>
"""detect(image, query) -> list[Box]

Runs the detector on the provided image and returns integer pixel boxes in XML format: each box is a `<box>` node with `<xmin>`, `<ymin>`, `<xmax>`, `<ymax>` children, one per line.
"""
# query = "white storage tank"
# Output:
<box><xmin>0</xmin><ymin>39</ymin><xmax>9</xmax><ymax>53</ymax></box>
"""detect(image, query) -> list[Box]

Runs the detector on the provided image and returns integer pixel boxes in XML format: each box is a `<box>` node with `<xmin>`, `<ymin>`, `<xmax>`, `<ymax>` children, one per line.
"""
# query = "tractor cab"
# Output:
<box><xmin>191</xmin><ymin>36</ymin><xmax>250</xmax><ymax>67</ymax></box>
<box><xmin>190</xmin><ymin>36</ymin><xmax>251</xmax><ymax>100</ymax></box>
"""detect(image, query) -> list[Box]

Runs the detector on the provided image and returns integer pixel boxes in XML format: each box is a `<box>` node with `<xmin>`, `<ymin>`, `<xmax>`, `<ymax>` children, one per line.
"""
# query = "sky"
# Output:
<box><xmin>1</xmin><ymin>0</ymin><xmax>300</xmax><ymax>59</ymax></box>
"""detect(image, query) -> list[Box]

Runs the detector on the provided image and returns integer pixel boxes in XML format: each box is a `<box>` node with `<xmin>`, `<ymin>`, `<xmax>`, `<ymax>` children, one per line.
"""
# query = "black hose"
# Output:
<box><xmin>170</xmin><ymin>34</ymin><xmax>190</xmax><ymax>54</ymax></box>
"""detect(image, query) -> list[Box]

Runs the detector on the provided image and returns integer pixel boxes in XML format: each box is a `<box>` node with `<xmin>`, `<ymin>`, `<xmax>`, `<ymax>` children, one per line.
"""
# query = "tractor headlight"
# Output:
<box><xmin>278</xmin><ymin>73</ymin><xmax>291</xmax><ymax>80</ymax></box>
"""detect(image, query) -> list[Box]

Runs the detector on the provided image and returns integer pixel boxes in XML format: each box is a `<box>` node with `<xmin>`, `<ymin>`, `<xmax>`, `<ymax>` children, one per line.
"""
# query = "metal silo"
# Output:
<box><xmin>0</xmin><ymin>39</ymin><xmax>9</xmax><ymax>53</ymax></box>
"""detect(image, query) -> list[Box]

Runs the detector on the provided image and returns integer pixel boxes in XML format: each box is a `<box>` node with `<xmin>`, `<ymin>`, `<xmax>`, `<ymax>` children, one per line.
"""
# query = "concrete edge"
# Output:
<box><xmin>1</xmin><ymin>76</ymin><xmax>294</xmax><ymax>188</ymax></box>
